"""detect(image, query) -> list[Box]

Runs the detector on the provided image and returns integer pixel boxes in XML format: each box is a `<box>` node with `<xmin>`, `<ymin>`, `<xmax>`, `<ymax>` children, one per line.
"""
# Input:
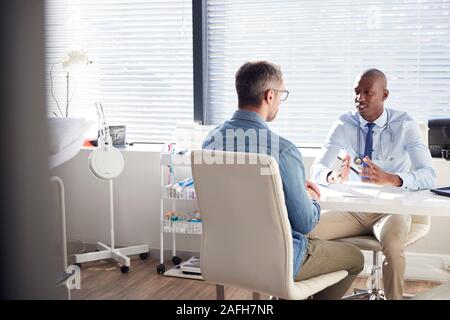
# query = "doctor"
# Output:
<box><xmin>310</xmin><ymin>68</ymin><xmax>436</xmax><ymax>300</ymax></box>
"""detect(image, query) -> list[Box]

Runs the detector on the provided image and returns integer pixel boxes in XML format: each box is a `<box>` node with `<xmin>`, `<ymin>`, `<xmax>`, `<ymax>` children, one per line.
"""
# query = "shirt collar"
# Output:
<box><xmin>358</xmin><ymin>108</ymin><xmax>388</xmax><ymax>129</ymax></box>
<box><xmin>231</xmin><ymin>109</ymin><xmax>269</xmax><ymax>129</ymax></box>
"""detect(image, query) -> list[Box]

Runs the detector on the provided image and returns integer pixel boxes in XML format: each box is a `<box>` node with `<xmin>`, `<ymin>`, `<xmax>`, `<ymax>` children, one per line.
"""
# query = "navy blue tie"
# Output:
<box><xmin>363</xmin><ymin>122</ymin><xmax>375</xmax><ymax>167</ymax></box>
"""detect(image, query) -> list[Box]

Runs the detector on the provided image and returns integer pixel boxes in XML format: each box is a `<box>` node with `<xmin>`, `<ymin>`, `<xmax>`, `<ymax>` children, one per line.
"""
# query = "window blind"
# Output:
<box><xmin>45</xmin><ymin>0</ymin><xmax>193</xmax><ymax>143</ymax></box>
<box><xmin>206</xmin><ymin>0</ymin><xmax>450</xmax><ymax>147</ymax></box>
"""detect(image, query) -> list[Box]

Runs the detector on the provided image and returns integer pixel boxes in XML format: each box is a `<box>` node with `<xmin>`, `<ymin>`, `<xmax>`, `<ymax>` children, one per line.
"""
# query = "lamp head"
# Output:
<box><xmin>89</xmin><ymin>143</ymin><xmax>124</xmax><ymax>180</ymax></box>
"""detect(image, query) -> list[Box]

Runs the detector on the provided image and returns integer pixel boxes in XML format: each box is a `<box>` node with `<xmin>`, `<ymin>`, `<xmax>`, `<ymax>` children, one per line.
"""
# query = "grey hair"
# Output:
<box><xmin>235</xmin><ymin>61</ymin><xmax>283</xmax><ymax>108</ymax></box>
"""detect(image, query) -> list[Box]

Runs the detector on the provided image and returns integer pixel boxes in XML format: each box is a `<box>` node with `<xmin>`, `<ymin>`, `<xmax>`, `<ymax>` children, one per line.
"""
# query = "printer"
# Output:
<box><xmin>428</xmin><ymin>118</ymin><xmax>450</xmax><ymax>160</ymax></box>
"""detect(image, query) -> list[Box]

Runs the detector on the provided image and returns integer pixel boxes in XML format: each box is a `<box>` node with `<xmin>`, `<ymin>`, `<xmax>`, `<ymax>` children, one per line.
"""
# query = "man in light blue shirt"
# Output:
<box><xmin>203</xmin><ymin>61</ymin><xmax>364</xmax><ymax>299</ymax></box>
<box><xmin>310</xmin><ymin>68</ymin><xmax>436</xmax><ymax>299</ymax></box>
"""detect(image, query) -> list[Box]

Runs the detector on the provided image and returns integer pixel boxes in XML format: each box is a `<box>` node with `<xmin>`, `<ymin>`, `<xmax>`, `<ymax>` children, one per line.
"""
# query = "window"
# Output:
<box><xmin>45</xmin><ymin>0</ymin><xmax>193</xmax><ymax>143</ymax></box>
<box><xmin>206</xmin><ymin>0</ymin><xmax>450</xmax><ymax>147</ymax></box>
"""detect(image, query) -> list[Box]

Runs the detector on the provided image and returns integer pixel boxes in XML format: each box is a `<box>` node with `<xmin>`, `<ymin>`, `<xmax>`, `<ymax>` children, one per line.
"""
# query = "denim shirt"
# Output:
<box><xmin>202</xmin><ymin>109</ymin><xmax>321</xmax><ymax>277</ymax></box>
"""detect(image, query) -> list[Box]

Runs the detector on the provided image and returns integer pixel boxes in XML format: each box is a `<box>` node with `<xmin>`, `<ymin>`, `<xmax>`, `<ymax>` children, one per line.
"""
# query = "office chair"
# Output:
<box><xmin>191</xmin><ymin>150</ymin><xmax>348</xmax><ymax>300</ymax></box>
<box><xmin>336</xmin><ymin>215</ymin><xmax>431</xmax><ymax>300</ymax></box>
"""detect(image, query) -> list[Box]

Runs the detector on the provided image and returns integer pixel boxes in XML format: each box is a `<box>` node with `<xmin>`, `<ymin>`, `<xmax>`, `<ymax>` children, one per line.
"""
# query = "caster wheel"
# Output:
<box><xmin>120</xmin><ymin>266</ymin><xmax>129</xmax><ymax>273</ymax></box>
<box><xmin>172</xmin><ymin>256</ymin><xmax>182</xmax><ymax>265</ymax></box>
<box><xmin>157</xmin><ymin>264</ymin><xmax>165</xmax><ymax>274</ymax></box>
<box><xmin>139</xmin><ymin>252</ymin><xmax>149</xmax><ymax>260</ymax></box>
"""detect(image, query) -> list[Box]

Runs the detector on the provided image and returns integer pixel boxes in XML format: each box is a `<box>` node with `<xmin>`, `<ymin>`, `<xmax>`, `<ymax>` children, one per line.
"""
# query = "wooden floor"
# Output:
<box><xmin>72</xmin><ymin>256</ymin><xmax>443</xmax><ymax>300</ymax></box>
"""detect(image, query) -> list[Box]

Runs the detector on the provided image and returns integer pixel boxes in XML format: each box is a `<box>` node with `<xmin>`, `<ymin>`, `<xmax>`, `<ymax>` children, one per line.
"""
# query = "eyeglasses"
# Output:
<box><xmin>271</xmin><ymin>89</ymin><xmax>289</xmax><ymax>101</ymax></box>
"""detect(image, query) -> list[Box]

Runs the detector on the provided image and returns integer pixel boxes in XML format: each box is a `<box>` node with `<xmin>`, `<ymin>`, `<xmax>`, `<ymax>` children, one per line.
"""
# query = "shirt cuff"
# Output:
<box><xmin>311</xmin><ymin>199</ymin><xmax>321</xmax><ymax>220</ymax></box>
<box><xmin>320</xmin><ymin>170</ymin><xmax>332</xmax><ymax>185</ymax></box>
<box><xmin>396</xmin><ymin>172</ymin><xmax>412</xmax><ymax>190</ymax></box>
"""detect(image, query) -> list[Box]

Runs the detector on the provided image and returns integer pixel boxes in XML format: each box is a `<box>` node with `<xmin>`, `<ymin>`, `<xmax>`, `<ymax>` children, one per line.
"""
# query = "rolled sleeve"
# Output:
<box><xmin>279</xmin><ymin>144</ymin><xmax>320</xmax><ymax>235</ymax></box>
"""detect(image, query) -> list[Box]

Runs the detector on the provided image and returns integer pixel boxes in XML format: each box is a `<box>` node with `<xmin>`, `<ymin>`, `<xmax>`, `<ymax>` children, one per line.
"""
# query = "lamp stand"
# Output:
<box><xmin>65</xmin><ymin>71</ymin><xmax>69</xmax><ymax>117</ymax></box>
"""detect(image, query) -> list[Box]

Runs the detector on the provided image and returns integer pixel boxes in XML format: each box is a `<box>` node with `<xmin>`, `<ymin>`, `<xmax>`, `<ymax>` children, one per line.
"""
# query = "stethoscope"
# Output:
<box><xmin>354</xmin><ymin>109</ymin><xmax>395</xmax><ymax>165</ymax></box>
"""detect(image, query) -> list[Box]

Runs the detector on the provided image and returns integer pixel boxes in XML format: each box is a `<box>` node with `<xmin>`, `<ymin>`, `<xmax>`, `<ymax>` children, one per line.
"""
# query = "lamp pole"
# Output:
<box><xmin>65</xmin><ymin>71</ymin><xmax>69</xmax><ymax>117</ymax></box>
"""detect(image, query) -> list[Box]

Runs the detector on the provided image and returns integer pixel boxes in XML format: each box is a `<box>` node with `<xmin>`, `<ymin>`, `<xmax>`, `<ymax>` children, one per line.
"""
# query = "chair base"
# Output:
<box><xmin>342</xmin><ymin>288</ymin><xmax>387</xmax><ymax>300</ymax></box>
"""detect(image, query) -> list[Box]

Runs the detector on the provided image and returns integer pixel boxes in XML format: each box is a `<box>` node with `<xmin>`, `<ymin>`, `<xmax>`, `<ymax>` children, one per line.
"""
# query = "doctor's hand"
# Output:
<box><xmin>361</xmin><ymin>157</ymin><xmax>403</xmax><ymax>187</ymax></box>
<box><xmin>305</xmin><ymin>179</ymin><xmax>321</xmax><ymax>200</ymax></box>
<box><xmin>339</xmin><ymin>154</ymin><xmax>351</xmax><ymax>180</ymax></box>
<box><xmin>327</xmin><ymin>154</ymin><xmax>351</xmax><ymax>184</ymax></box>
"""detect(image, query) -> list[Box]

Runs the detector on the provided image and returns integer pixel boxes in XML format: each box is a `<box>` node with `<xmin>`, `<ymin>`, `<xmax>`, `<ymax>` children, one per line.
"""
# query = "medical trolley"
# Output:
<box><xmin>157</xmin><ymin>145</ymin><xmax>203</xmax><ymax>278</ymax></box>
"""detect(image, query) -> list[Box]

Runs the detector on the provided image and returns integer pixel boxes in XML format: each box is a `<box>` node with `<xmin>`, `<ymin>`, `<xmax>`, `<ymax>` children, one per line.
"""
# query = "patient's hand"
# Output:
<box><xmin>307</xmin><ymin>187</ymin><xmax>320</xmax><ymax>200</ymax></box>
<box><xmin>306</xmin><ymin>179</ymin><xmax>320</xmax><ymax>200</ymax></box>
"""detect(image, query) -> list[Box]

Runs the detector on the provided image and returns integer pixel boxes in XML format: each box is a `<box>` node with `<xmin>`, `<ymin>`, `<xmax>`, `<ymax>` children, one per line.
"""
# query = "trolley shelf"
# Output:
<box><xmin>163</xmin><ymin>185</ymin><xmax>197</xmax><ymax>200</ymax></box>
<box><xmin>162</xmin><ymin>219</ymin><xmax>202</xmax><ymax>234</ymax></box>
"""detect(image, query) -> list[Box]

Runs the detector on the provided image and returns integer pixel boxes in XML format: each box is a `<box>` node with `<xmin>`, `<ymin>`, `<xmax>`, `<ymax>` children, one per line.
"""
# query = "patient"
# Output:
<box><xmin>202</xmin><ymin>60</ymin><xmax>364</xmax><ymax>299</ymax></box>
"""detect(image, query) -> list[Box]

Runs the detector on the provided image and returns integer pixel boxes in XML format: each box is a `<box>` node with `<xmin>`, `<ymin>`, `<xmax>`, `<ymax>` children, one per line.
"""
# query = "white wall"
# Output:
<box><xmin>52</xmin><ymin>145</ymin><xmax>450</xmax><ymax>279</ymax></box>
<box><xmin>52</xmin><ymin>146</ymin><xmax>202</xmax><ymax>253</ymax></box>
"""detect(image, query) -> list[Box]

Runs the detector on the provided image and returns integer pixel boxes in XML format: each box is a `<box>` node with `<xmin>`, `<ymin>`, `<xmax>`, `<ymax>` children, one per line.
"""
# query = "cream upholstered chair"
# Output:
<box><xmin>336</xmin><ymin>215</ymin><xmax>431</xmax><ymax>300</ymax></box>
<box><xmin>191</xmin><ymin>150</ymin><xmax>348</xmax><ymax>300</ymax></box>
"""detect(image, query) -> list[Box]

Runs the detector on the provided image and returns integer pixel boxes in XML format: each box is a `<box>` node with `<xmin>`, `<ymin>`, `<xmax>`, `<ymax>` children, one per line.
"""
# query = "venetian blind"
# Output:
<box><xmin>45</xmin><ymin>0</ymin><xmax>193</xmax><ymax>143</ymax></box>
<box><xmin>206</xmin><ymin>0</ymin><xmax>450</xmax><ymax>146</ymax></box>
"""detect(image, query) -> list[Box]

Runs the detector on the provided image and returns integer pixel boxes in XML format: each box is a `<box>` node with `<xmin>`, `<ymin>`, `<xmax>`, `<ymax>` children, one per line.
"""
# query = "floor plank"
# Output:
<box><xmin>71</xmin><ymin>256</ymin><xmax>443</xmax><ymax>300</ymax></box>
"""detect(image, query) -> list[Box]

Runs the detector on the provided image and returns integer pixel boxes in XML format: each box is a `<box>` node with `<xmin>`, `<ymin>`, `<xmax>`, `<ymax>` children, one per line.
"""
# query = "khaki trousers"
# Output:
<box><xmin>309</xmin><ymin>211</ymin><xmax>411</xmax><ymax>300</ymax></box>
<box><xmin>294</xmin><ymin>238</ymin><xmax>364</xmax><ymax>300</ymax></box>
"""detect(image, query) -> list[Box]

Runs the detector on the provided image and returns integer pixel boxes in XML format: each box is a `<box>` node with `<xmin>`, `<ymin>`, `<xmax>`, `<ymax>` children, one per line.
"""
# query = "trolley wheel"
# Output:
<box><xmin>139</xmin><ymin>252</ymin><xmax>149</xmax><ymax>260</ymax></box>
<box><xmin>157</xmin><ymin>264</ymin><xmax>165</xmax><ymax>274</ymax></box>
<box><xmin>120</xmin><ymin>266</ymin><xmax>129</xmax><ymax>273</ymax></box>
<box><xmin>172</xmin><ymin>256</ymin><xmax>182</xmax><ymax>265</ymax></box>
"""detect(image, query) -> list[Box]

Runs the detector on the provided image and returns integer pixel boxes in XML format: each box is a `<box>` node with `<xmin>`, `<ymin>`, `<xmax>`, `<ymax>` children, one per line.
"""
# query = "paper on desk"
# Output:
<box><xmin>324</xmin><ymin>182</ymin><xmax>382</xmax><ymax>198</ymax></box>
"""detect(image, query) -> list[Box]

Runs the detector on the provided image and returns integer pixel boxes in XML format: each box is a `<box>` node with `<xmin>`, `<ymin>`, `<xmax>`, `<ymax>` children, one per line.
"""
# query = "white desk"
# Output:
<box><xmin>317</xmin><ymin>182</ymin><xmax>450</xmax><ymax>217</ymax></box>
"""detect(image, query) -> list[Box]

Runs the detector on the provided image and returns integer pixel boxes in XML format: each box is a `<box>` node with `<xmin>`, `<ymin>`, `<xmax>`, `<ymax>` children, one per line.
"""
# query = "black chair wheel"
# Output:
<box><xmin>120</xmin><ymin>266</ymin><xmax>129</xmax><ymax>273</ymax></box>
<box><xmin>139</xmin><ymin>252</ymin><xmax>149</xmax><ymax>260</ymax></box>
<box><xmin>172</xmin><ymin>256</ymin><xmax>182</xmax><ymax>265</ymax></box>
<box><xmin>157</xmin><ymin>264</ymin><xmax>165</xmax><ymax>274</ymax></box>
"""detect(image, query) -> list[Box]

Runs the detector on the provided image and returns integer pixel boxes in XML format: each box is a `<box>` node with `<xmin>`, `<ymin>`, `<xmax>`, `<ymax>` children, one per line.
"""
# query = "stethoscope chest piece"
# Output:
<box><xmin>354</xmin><ymin>157</ymin><xmax>362</xmax><ymax>165</ymax></box>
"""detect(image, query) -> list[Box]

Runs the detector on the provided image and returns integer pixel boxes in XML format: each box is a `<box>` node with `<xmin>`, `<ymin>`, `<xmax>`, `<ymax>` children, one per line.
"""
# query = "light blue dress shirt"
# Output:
<box><xmin>202</xmin><ymin>110</ymin><xmax>321</xmax><ymax>277</ymax></box>
<box><xmin>311</xmin><ymin>108</ymin><xmax>436</xmax><ymax>190</ymax></box>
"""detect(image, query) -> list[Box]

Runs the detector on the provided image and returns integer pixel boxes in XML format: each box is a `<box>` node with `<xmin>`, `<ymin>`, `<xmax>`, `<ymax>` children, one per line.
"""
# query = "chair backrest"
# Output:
<box><xmin>406</xmin><ymin>124</ymin><xmax>432</xmax><ymax>246</ymax></box>
<box><xmin>406</xmin><ymin>215</ymin><xmax>431</xmax><ymax>247</ymax></box>
<box><xmin>191</xmin><ymin>150</ymin><xmax>295</xmax><ymax>299</ymax></box>
<box><xmin>411</xmin><ymin>215</ymin><xmax>431</xmax><ymax>226</ymax></box>
<box><xmin>418</xmin><ymin>122</ymin><xmax>428</xmax><ymax>146</ymax></box>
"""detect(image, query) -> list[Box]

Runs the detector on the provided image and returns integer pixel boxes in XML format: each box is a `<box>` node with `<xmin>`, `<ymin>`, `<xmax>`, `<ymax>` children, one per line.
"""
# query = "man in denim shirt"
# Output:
<box><xmin>202</xmin><ymin>61</ymin><xmax>363</xmax><ymax>299</ymax></box>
